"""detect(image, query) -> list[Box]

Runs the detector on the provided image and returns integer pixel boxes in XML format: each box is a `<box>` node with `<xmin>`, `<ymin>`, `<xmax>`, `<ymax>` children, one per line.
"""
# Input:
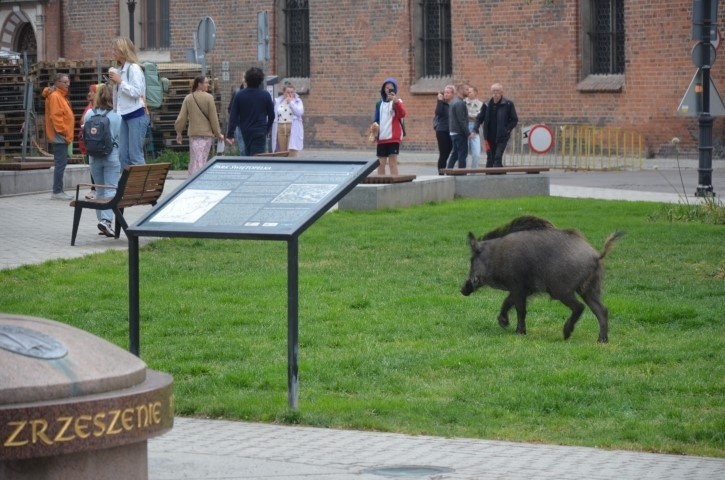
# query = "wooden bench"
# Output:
<box><xmin>70</xmin><ymin>163</ymin><xmax>171</xmax><ymax>246</ymax></box>
<box><xmin>254</xmin><ymin>151</ymin><xmax>290</xmax><ymax>157</ymax></box>
<box><xmin>362</xmin><ymin>174</ymin><xmax>417</xmax><ymax>184</ymax></box>
<box><xmin>442</xmin><ymin>166</ymin><xmax>550</xmax><ymax>175</ymax></box>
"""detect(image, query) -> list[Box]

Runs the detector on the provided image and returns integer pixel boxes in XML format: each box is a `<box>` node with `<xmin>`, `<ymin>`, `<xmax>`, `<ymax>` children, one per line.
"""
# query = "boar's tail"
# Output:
<box><xmin>600</xmin><ymin>231</ymin><xmax>626</xmax><ymax>259</ymax></box>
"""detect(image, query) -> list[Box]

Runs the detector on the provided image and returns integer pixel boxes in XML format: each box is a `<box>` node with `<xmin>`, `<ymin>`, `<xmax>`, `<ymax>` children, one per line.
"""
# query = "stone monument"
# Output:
<box><xmin>0</xmin><ymin>313</ymin><xmax>173</xmax><ymax>480</ymax></box>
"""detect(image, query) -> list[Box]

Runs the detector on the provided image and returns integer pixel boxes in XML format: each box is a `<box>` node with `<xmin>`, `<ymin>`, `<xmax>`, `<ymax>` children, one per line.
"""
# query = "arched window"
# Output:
<box><xmin>144</xmin><ymin>0</ymin><xmax>170</xmax><ymax>49</ymax></box>
<box><xmin>591</xmin><ymin>0</ymin><xmax>625</xmax><ymax>74</ymax></box>
<box><xmin>283</xmin><ymin>0</ymin><xmax>310</xmax><ymax>78</ymax></box>
<box><xmin>421</xmin><ymin>0</ymin><xmax>452</xmax><ymax>77</ymax></box>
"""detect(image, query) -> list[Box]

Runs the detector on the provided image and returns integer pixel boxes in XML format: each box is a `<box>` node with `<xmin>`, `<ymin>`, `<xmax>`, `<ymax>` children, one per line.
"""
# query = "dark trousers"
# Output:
<box><xmin>435</xmin><ymin>130</ymin><xmax>452</xmax><ymax>171</ymax></box>
<box><xmin>52</xmin><ymin>142</ymin><xmax>68</xmax><ymax>193</ymax></box>
<box><xmin>486</xmin><ymin>137</ymin><xmax>509</xmax><ymax>168</ymax></box>
<box><xmin>447</xmin><ymin>134</ymin><xmax>468</xmax><ymax>169</ymax></box>
<box><xmin>243</xmin><ymin>133</ymin><xmax>267</xmax><ymax>156</ymax></box>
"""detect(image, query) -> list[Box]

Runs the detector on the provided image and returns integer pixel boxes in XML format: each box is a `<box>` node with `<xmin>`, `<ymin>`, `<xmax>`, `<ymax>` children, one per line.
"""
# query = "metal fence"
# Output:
<box><xmin>506</xmin><ymin>124</ymin><xmax>645</xmax><ymax>170</ymax></box>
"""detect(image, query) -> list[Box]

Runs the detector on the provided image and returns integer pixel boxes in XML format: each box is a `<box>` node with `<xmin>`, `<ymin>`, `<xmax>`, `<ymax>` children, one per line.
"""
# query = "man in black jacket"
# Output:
<box><xmin>471</xmin><ymin>83</ymin><xmax>518</xmax><ymax>168</ymax></box>
<box><xmin>227</xmin><ymin>67</ymin><xmax>275</xmax><ymax>156</ymax></box>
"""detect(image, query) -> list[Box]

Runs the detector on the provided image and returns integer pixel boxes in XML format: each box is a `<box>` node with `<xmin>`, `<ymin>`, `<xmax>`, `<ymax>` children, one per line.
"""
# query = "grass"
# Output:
<box><xmin>1</xmin><ymin>197</ymin><xmax>723</xmax><ymax>457</ymax></box>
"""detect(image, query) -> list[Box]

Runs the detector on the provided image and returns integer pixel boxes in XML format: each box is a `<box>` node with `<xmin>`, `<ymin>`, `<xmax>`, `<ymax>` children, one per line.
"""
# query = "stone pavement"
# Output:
<box><xmin>148</xmin><ymin>418</ymin><xmax>725</xmax><ymax>480</ymax></box>
<box><xmin>1</xmin><ymin>150</ymin><xmax>723</xmax><ymax>479</ymax></box>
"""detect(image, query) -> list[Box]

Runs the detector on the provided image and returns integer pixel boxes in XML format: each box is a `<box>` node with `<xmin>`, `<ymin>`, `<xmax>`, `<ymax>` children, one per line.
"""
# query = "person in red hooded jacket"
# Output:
<box><xmin>373</xmin><ymin>77</ymin><xmax>406</xmax><ymax>175</ymax></box>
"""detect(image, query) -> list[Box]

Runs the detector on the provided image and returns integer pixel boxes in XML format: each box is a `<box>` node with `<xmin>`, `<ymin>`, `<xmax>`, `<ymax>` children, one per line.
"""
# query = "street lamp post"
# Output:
<box><xmin>127</xmin><ymin>1</ymin><xmax>137</xmax><ymax>43</ymax></box>
<box><xmin>695</xmin><ymin>0</ymin><xmax>716</xmax><ymax>197</ymax></box>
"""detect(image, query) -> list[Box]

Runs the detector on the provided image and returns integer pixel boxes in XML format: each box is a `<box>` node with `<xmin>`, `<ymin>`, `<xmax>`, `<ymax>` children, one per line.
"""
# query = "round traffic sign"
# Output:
<box><xmin>528</xmin><ymin>124</ymin><xmax>554</xmax><ymax>154</ymax></box>
<box><xmin>692</xmin><ymin>41</ymin><xmax>717</xmax><ymax>67</ymax></box>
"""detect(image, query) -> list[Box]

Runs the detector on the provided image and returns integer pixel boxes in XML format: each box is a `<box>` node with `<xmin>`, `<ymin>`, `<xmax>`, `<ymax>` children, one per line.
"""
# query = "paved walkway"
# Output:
<box><xmin>1</xmin><ymin>150</ymin><xmax>723</xmax><ymax>478</ymax></box>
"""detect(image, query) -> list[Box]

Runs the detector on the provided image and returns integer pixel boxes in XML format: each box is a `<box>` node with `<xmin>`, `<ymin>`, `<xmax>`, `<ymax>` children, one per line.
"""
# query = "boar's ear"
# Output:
<box><xmin>467</xmin><ymin>232</ymin><xmax>478</xmax><ymax>251</ymax></box>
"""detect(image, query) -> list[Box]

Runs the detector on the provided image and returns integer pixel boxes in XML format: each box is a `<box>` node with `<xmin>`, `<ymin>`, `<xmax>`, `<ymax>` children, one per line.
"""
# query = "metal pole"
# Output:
<box><xmin>129</xmin><ymin>234</ymin><xmax>141</xmax><ymax>356</ymax></box>
<box><xmin>696</xmin><ymin>0</ymin><xmax>715</xmax><ymax>197</ymax></box>
<box><xmin>287</xmin><ymin>237</ymin><xmax>299</xmax><ymax>409</ymax></box>
<box><xmin>21</xmin><ymin>52</ymin><xmax>30</xmax><ymax>161</ymax></box>
<box><xmin>127</xmin><ymin>1</ymin><xmax>137</xmax><ymax>43</ymax></box>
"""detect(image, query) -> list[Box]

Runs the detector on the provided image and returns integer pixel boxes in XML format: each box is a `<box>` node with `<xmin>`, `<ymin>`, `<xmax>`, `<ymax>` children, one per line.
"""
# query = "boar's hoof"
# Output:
<box><xmin>516</xmin><ymin>327</ymin><xmax>527</xmax><ymax>335</ymax></box>
<box><xmin>563</xmin><ymin>323</ymin><xmax>574</xmax><ymax>340</ymax></box>
<box><xmin>598</xmin><ymin>335</ymin><xmax>608</xmax><ymax>343</ymax></box>
<box><xmin>497</xmin><ymin>315</ymin><xmax>509</xmax><ymax>328</ymax></box>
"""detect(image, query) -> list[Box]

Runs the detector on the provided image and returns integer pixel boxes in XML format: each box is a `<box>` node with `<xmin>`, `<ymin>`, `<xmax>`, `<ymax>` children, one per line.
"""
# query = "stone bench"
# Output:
<box><xmin>338</xmin><ymin>169</ymin><xmax>550</xmax><ymax>211</ymax></box>
<box><xmin>0</xmin><ymin>164</ymin><xmax>91</xmax><ymax>197</ymax></box>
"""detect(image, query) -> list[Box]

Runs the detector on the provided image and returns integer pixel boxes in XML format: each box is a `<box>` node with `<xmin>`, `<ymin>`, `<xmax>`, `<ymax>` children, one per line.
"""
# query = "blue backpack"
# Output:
<box><xmin>83</xmin><ymin>109</ymin><xmax>114</xmax><ymax>157</ymax></box>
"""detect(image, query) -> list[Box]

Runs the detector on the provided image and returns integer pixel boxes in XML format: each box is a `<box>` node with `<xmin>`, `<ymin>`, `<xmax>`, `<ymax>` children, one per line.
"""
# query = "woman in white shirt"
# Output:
<box><xmin>108</xmin><ymin>37</ymin><xmax>150</xmax><ymax>168</ymax></box>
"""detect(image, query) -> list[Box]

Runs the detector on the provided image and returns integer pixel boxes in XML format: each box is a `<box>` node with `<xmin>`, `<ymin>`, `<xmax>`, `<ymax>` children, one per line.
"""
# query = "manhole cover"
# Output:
<box><xmin>363</xmin><ymin>465</ymin><xmax>454</xmax><ymax>478</ymax></box>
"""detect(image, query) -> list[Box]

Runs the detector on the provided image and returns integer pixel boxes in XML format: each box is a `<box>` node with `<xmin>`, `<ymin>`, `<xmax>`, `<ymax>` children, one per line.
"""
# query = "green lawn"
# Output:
<box><xmin>1</xmin><ymin>197</ymin><xmax>723</xmax><ymax>457</ymax></box>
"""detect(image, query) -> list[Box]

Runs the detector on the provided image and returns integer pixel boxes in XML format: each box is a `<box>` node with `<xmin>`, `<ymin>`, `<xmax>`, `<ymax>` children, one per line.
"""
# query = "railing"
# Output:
<box><xmin>506</xmin><ymin>124</ymin><xmax>644</xmax><ymax>170</ymax></box>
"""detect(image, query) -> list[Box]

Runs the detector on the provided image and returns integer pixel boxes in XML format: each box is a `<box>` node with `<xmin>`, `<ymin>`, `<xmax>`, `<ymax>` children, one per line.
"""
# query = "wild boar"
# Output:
<box><xmin>461</xmin><ymin>216</ymin><xmax>624</xmax><ymax>343</ymax></box>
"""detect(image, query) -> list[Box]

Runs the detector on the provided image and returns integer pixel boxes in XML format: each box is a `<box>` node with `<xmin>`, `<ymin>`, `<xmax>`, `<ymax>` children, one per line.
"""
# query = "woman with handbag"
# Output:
<box><xmin>175</xmin><ymin>75</ymin><xmax>225</xmax><ymax>175</ymax></box>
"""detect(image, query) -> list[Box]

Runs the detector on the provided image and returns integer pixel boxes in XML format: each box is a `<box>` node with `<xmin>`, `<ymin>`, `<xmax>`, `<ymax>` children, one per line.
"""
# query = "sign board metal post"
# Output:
<box><xmin>287</xmin><ymin>237</ymin><xmax>299</xmax><ymax>409</ymax></box>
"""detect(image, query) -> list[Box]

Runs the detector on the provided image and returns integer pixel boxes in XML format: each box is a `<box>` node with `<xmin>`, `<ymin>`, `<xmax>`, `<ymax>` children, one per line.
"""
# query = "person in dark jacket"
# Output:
<box><xmin>434</xmin><ymin>85</ymin><xmax>455</xmax><ymax>174</ymax></box>
<box><xmin>447</xmin><ymin>83</ymin><xmax>470</xmax><ymax>169</ymax></box>
<box><xmin>227</xmin><ymin>67</ymin><xmax>275</xmax><ymax>156</ymax></box>
<box><xmin>471</xmin><ymin>83</ymin><xmax>518</xmax><ymax>168</ymax></box>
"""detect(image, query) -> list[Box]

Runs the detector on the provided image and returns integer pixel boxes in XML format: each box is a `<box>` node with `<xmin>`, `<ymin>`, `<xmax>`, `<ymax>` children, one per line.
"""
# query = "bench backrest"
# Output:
<box><xmin>115</xmin><ymin>163</ymin><xmax>171</xmax><ymax>209</ymax></box>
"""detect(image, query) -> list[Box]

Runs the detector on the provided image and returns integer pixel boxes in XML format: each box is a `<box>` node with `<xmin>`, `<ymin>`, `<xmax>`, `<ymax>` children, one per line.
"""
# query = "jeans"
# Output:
<box><xmin>52</xmin><ymin>142</ymin><xmax>68</xmax><ymax>193</ymax></box>
<box><xmin>89</xmin><ymin>152</ymin><xmax>121</xmax><ymax>222</ymax></box>
<box><xmin>119</xmin><ymin>113</ymin><xmax>150</xmax><ymax>168</ymax></box>
<box><xmin>243</xmin><ymin>132</ymin><xmax>267</xmax><ymax>156</ymax></box>
<box><xmin>468</xmin><ymin>122</ymin><xmax>481</xmax><ymax>168</ymax></box>
<box><xmin>447</xmin><ymin>133</ymin><xmax>468</xmax><ymax>169</ymax></box>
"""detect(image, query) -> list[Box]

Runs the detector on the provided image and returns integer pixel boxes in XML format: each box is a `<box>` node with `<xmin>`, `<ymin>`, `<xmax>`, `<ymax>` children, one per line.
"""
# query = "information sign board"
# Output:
<box><xmin>129</xmin><ymin>157</ymin><xmax>377</xmax><ymax>239</ymax></box>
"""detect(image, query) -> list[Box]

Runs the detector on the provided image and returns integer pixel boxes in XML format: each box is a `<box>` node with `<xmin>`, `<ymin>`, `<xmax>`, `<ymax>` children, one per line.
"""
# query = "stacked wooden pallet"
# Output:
<box><xmin>0</xmin><ymin>60</ymin><xmax>223</xmax><ymax>162</ymax></box>
<box><xmin>0</xmin><ymin>60</ymin><xmax>28</xmax><ymax>160</ymax></box>
<box><xmin>151</xmin><ymin>63</ymin><xmax>221</xmax><ymax>153</ymax></box>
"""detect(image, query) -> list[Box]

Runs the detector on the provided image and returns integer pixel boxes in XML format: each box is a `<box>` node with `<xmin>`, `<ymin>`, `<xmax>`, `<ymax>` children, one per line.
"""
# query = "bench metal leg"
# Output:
<box><xmin>70</xmin><ymin>206</ymin><xmax>83</xmax><ymax>246</ymax></box>
<box><xmin>113</xmin><ymin>207</ymin><xmax>127</xmax><ymax>239</ymax></box>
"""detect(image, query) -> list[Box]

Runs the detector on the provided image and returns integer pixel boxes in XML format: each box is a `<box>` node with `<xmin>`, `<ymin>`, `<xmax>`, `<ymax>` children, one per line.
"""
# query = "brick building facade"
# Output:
<box><xmin>1</xmin><ymin>0</ymin><xmax>723</xmax><ymax>157</ymax></box>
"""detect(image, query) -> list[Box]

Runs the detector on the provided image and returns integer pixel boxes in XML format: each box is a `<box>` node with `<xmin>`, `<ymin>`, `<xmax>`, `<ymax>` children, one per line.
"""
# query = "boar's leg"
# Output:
<box><xmin>557</xmin><ymin>292</ymin><xmax>585</xmax><ymax>340</ymax></box>
<box><xmin>582</xmin><ymin>293</ymin><xmax>609</xmax><ymax>343</ymax></box>
<box><xmin>499</xmin><ymin>291</ymin><xmax>528</xmax><ymax>334</ymax></box>
<box><xmin>497</xmin><ymin>294</ymin><xmax>514</xmax><ymax>328</ymax></box>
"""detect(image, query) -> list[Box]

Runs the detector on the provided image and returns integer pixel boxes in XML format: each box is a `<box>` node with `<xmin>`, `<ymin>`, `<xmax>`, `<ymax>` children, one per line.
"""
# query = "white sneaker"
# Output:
<box><xmin>97</xmin><ymin>220</ymin><xmax>115</xmax><ymax>237</ymax></box>
<box><xmin>50</xmin><ymin>191</ymin><xmax>72</xmax><ymax>201</ymax></box>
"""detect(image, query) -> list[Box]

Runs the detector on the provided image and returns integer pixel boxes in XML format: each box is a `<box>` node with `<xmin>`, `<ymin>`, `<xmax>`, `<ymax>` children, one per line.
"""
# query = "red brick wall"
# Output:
<box><xmin>50</xmin><ymin>0</ymin><xmax>725</xmax><ymax>157</ymax></box>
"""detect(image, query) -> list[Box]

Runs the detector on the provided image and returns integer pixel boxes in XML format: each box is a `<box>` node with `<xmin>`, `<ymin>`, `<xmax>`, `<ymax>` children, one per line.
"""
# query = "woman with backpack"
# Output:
<box><xmin>83</xmin><ymin>84</ymin><xmax>121</xmax><ymax>238</ymax></box>
<box><xmin>175</xmin><ymin>75</ymin><xmax>225</xmax><ymax>175</ymax></box>
<box><xmin>108</xmin><ymin>37</ymin><xmax>149</xmax><ymax>168</ymax></box>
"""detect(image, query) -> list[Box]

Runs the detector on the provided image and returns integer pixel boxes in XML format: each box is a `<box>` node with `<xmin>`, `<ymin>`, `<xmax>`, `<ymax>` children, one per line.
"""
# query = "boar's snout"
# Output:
<box><xmin>461</xmin><ymin>280</ymin><xmax>475</xmax><ymax>296</ymax></box>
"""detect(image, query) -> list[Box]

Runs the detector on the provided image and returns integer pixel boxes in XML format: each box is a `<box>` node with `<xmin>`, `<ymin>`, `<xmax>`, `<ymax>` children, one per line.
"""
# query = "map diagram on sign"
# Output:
<box><xmin>272</xmin><ymin>184</ymin><xmax>337</xmax><ymax>204</ymax></box>
<box><xmin>149</xmin><ymin>189</ymin><xmax>231</xmax><ymax>223</ymax></box>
